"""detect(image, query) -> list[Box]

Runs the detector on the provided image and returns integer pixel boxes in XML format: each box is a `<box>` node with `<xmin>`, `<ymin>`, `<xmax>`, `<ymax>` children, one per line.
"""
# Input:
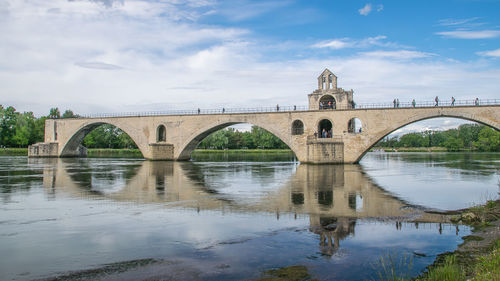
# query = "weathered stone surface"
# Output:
<box><xmin>27</xmin><ymin>69</ymin><xmax>500</xmax><ymax>163</ymax></box>
<box><xmin>28</xmin><ymin>142</ymin><xmax>59</xmax><ymax>157</ymax></box>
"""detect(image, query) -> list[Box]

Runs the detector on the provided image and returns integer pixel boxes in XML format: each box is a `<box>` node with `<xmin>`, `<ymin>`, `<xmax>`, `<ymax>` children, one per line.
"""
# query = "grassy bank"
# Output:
<box><xmin>87</xmin><ymin>148</ymin><xmax>143</xmax><ymax>158</ymax></box>
<box><xmin>194</xmin><ymin>149</ymin><xmax>292</xmax><ymax>154</ymax></box>
<box><xmin>415</xmin><ymin>199</ymin><xmax>500</xmax><ymax>281</ymax></box>
<box><xmin>372</xmin><ymin>147</ymin><xmax>448</xmax><ymax>152</ymax></box>
<box><xmin>0</xmin><ymin>147</ymin><xmax>28</xmax><ymax>156</ymax></box>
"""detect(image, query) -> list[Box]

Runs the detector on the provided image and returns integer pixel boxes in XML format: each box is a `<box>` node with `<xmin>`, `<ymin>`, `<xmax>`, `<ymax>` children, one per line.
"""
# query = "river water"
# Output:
<box><xmin>0</xmin><ymin>152</ymin><xmax>498</xmax><ymax>280</ymax></box>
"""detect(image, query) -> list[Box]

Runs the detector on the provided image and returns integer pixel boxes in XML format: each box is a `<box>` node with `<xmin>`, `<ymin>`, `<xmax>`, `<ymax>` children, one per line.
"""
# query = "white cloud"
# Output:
<box><xmin>312</xmin><ymin>35</ymin><xmax>400</xmax><ymax>50</ymax></box>
<box><xmin>1</xmin><ymin>0</ymin><xmax>500</xmax><ymax>122</ymax></box>
<box><xmin>312</xmin><ymin>38</ymin><xmax>351</xmax><ymax>49</ymax></box>
<box><xmin>360</xmin><ymin>50</ymin><xmax>434</xmax><ymax>59</ymax></box>
<box><xmin>477</xmin><ymin>48</ymin><xmax>500</xmax><ymax>57</ymax></box>
<box><xmin>358</xmin><ymin>3</ymin><xmax>372</xmax><ymax>16</ymax></box>
<box><xmin>438</xmin><ymin>17</ymin><xmax>482</xmax><ymax>27</ymax></box>
<box><xmin>436</xmin><ymin>30</ymin><xmax>500</xmax><ymax>39</ymax></box>
<box><xmin>358</xmin><ymin>3</ymin><xmax>383</xmax><ymax>16</ymax></box>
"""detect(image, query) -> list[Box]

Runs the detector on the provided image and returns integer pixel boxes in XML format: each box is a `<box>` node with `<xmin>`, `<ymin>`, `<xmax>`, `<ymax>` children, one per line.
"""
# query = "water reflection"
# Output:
<box><xmin>37</xmin><ymin>160</ymin><xmax>446</xmax><ymax>220</ymax></box>
<box><xmin>34</xmin><ymin>158</ymin><xmax>454</xmax><ymax>259</ymax></box>
<box><xmin>0</xmin><ymin>156</ymin><xmax>478</xmax><ymax>281</ymax></box>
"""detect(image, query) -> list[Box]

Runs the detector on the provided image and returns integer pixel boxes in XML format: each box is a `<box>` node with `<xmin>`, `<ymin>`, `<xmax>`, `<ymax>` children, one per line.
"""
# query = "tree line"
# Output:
<box><xmin>1</xmin><ymin>105</ymin><xmax>498</xmax><ymax>151</ymax></box>
<box><xmin>375</xmin><ymin>124</ymin><xmax>499</xmax><ymax>152</ymax></box>
<box><xmin>0</xmin><ymin>105</ymin><xmax>137</xmax><ymax>148</ymax></box>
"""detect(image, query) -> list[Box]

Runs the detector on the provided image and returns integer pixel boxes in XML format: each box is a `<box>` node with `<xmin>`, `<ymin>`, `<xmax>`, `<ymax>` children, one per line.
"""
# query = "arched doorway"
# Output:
<box><xmin>157</xmin><ymin>125</ymin><xmax>166</xmax><ymax>142</ymax></box>
<box><xmin>318</xmin><ymin>119</ymin><xmax>333</xmax><ymax>138</ymax></box>
<box><xmin>347</xmin><ymin>118</ymin><xmax>363</xmax><ymax>134</ymax></box>
<box><xmin>319</xmin><ymin>95</ymin><xmax>336</xmax><ymax>109</ymax></box>
<box><xmin>292</xmin><ymin>120</ymin><xmax>304</xmax><ymax>135</ymax></box>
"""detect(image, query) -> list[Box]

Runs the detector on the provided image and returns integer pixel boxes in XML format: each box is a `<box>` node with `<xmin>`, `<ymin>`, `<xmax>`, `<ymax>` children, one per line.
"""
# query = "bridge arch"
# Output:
<box><xmin>348</xmin><ymin>117</ymin><xmax>363</xmax><ymax>134</ymax></box>
<box><xmin>354</xmin><ymin>112</ymin><xmax>500</xmax><ymax>163</ymax></box>
<box><xmin>320</xmin><ymin>95</ymin><xmax>336</xmax><ymax>109</ymax></box>
<box><xmin>60</xmin><ymin>120</ymin><xmax>148</xmax><ymax>158</ymax></box>
<box><xmin>176</xmin><ymin>120</ymin><xmax>298</xmax><ymax>160</ymax></box>
<box><xmin>318</xmin><ymin>118</ymin><xmax>333</xmax><ymax>138</ymax></box>
<box><xmin>292</xmin><ymin>119</ymin><xmax>304</xmax><ymax>135</ymax></box>
<box><xmin>157</xmin><ymin>124</ymin><xmax>166</xmax><ymax>142</ymax></box>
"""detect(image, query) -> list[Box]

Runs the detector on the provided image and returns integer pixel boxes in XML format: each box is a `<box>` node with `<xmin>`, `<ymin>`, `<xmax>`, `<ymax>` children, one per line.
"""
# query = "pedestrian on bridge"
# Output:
<box><xmin>276</xmin><ymin>104</ymin><xmax>279</xmax><ymax>111</ymax></box>
<box><xmin>393</xmin><ymin>99</ymin><xmax>396</xmax><ymax>108</ymax></box>
<box><xmin>435</xmin><ymin>96</ymin><xmax>439</xmax><ymax>106</ymax></box>
<box><xmin>396</xmin><ymin>99</ymin><xmax>400</xmax><ymax>108</ymax></box>
<box><xmin>412</xmin><ymin>99</ymin><xmax>416</xmax><ymax>107</ymax></box>
<box><xmin>451</xmin><ymin>96</ymin><xmax>455</xmax><ymax>106</ymax></box>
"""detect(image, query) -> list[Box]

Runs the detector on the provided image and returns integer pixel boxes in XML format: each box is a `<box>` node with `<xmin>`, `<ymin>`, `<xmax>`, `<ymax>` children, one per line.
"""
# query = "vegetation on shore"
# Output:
<box><xmin>375</xmin><ymin>124</ymin><xmax>499</xmax><ymax>152</ymax></box>
<box><xmin>415</xmin><ymin>199</ymin><xmax>500</xmax><ymax>281</ymax></box>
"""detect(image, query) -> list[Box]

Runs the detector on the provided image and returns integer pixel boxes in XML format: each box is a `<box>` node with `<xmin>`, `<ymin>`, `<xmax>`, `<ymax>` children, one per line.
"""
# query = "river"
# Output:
<box><xmin>0</xmin><ymin>152</ymin><xmax>498</xmax><ymax>280</ymax></box>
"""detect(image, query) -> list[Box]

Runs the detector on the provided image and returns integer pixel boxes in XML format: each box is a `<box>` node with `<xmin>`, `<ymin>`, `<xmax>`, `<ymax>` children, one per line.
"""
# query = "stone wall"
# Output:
<box><xmin>28</xmin><ymin>142</ymin><xmax>59</xmax><ymax>157</ymax></box>
<box><xmin>306</xmin><ymin>139</ymin><xmax>344</xmax><ymax>164</ymax></box>
<box><xmin>148</xmin><ymin>143</ymin><xmax>174</xmax><ymax>160</ymax></box>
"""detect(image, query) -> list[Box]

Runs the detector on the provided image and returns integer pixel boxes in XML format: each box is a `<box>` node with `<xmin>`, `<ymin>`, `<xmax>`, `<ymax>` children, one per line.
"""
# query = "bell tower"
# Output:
<box><xmin>308</xmin><ymin>69</ymin><xmax>354</xmax><ymax>110</ymax></box>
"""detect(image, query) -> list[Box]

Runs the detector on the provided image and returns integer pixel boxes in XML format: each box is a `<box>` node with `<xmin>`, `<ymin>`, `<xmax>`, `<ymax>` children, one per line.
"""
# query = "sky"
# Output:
<box><xmin>1</xmin><ymin>0</ymin><xmax>500</xmax><ymax>133</ymax></box>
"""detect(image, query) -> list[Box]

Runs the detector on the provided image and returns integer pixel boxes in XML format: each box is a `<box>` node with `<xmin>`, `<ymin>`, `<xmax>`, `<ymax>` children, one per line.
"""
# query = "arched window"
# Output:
<box><xmin>347</xmin><ymin>118</ymin><xmax>363</xmax><ymax>134</ymax></box>
<box><xmin>157</xmin><ymin>125</ymin><xmax>166</xmax><ymax>142</ymax></box>
<box><xmin>292</xmin><ymin>120</ymin><xmax>304</xmax><ymax>135</ymax></box>
<box><xmin>328</xmin><ymin>74</ymin><xmax>333</xmax><ymax>89</ymax></box>
<box><xmin>319</xmin><ymin>95</ymin><xmax>336</xmax><ymax>110</ymax></box>
<box><xmin>318</xmin><ymin>119</ymin><xmax>333</xmax><ymax>138</ymax></box>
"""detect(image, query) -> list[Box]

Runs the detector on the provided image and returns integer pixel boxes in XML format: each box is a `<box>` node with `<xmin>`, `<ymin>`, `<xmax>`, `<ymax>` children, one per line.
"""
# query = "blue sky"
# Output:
<box><xmin>1</xmin><ymin>0</ymin><xmax>499</xmax><ymax>132</ymax></box>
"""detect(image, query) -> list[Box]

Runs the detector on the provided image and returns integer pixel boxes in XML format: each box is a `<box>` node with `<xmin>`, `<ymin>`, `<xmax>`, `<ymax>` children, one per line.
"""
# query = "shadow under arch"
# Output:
<box><xmin>176</xmin><ymin>121</ymin><xmax>297</xmax><ymax>160</ymax></box>
<box><xmin>60</xmin><ymin>121</ymin><xmax>147</xmax><ymax>158</ymax></box>
<box><xmin>354</xmin><ymin>114</ymin><xmax>500</xmax><ymax>163</ymax></box>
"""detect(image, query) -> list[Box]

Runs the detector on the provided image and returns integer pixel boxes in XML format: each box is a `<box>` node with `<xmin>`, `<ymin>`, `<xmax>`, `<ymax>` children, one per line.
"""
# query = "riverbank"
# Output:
<box><xmin>415</xmin><ymin>199</ymin><xmax>500</xmax><ymax>281</ymax></box>
<box><xmin>0</xmin><ymin>148</ymin><xmax>294</xmax><ymax>158</ymax></box>
<box><xmin>372</xmin><ymin>147</ymin><xmax>448</xmax><ymax>152</ymax></box>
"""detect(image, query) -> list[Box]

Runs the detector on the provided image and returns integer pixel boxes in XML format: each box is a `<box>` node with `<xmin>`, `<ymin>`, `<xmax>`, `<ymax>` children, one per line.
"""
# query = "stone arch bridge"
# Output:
<box><xmin>29</xmin><ymin>104</ymin><xmax>500</xmax><ymax>164</ymax></box>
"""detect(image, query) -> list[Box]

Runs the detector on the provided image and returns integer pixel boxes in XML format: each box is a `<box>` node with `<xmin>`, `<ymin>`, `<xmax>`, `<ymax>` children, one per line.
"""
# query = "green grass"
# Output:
<box><xmin>87</xmin><ymin>148</ymin><xmax>143</xmax><ymax>158</ymax></box>
<box><xmin>470</xmin><ymin>239</ymin><xmax>500</xmax><ymax>281</ymax></box>
<box><xmin>0</xmin><ymin>147</ymin><xmax>28</xmax><ymax>156</ymax></box>
<box><xmin>194</xmin><ymin>149</ymin><xmax>292</xmax><ymax>153</ymax></box>
<box><xmin>418</xmin><ymin>255</ymin><xmax>466</xmax><ymax>281</ymax></box>
<box><xmin>372</xmin><ymin>147</ymin><xmax>448</xmax><ymax>152</ymax></box>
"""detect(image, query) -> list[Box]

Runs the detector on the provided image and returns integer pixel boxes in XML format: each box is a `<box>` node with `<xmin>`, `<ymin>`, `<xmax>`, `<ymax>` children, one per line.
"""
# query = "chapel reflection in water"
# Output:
<box><xmin>37</xmin><ymin>159</ymin><xmax>450</xmax><ymax>257</ymax></box>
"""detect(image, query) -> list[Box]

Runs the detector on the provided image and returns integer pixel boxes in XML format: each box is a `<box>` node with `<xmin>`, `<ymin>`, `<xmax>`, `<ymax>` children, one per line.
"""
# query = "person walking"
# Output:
<box><xmin>396</xmin><ymin>99</ymin><xmax>400</xmax><ymax>108</ymax></box>
<box><xmin>475</xmin><ymin>98</ymin><xmax>479</xmax><ymax>106</ymax></box>
<box><xmin>451</xmin><ymin>96</ymin><xmax>455</xmax><ymax>106</ymax></box>
<box><xmin>393</xmin><ymin>99</ymin><xmax>396</xmax><ymax>108</ymax></box>
<box><xmin>276</xmin><ymin>104</ymin><xmax>279</xmax><ymax>111</ymax></box>
<box><xmin>412</xmin><ymin>99</ymin><xmax>416</xmax><ymax>107</ymax></box>
<box><xmin>435</xmin><ymin>96</ymin><xmax>439</xmax><ymax>106</ymax></box>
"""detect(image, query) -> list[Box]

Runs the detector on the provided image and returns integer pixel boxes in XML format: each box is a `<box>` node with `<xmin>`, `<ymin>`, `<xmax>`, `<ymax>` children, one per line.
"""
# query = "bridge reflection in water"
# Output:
<box><xmin>37</xmin><ymin>159</ymin><xmax>453</xmax><ymax>257</ymax></box>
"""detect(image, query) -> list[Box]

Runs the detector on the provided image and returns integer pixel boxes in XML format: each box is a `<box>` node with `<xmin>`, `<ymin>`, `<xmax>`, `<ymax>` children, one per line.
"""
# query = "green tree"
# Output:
<box><xmin>443</xmin><ymin>137</ymin><xmax>464</xmax><ymax>152</ymax></box>
<box><xmin>0</xmin><ymin>106</ymin><xmax>18</xmax><ymax>146</ymax></box>
<box><xmin>62</xmin><ymin>110</ymin><xmax>76</xmax><ymax>118</ymax></box>
<box><xmin>49</xmin><ymin>108</ymin><xmax>60</xmax><ymax>119</ymax></box>
<box><xmin>473</xmin><ymin>127</ymin><xmax>500</xmax><ymax>152</ymax></box>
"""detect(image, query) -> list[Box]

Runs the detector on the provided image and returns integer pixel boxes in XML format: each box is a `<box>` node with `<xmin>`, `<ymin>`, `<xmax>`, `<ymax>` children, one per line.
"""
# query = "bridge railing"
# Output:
<box><xmin>57</xmin><ymin>98</ymin><xmax>500</xmax><ymax>119</ymax></box>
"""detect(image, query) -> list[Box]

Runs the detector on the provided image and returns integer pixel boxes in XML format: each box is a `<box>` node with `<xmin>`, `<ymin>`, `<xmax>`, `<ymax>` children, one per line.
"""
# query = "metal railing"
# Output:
<box><xmin>53</xmin><ymin>98</ymin><xmax>500</xmax><ymax>119</ymax></box>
